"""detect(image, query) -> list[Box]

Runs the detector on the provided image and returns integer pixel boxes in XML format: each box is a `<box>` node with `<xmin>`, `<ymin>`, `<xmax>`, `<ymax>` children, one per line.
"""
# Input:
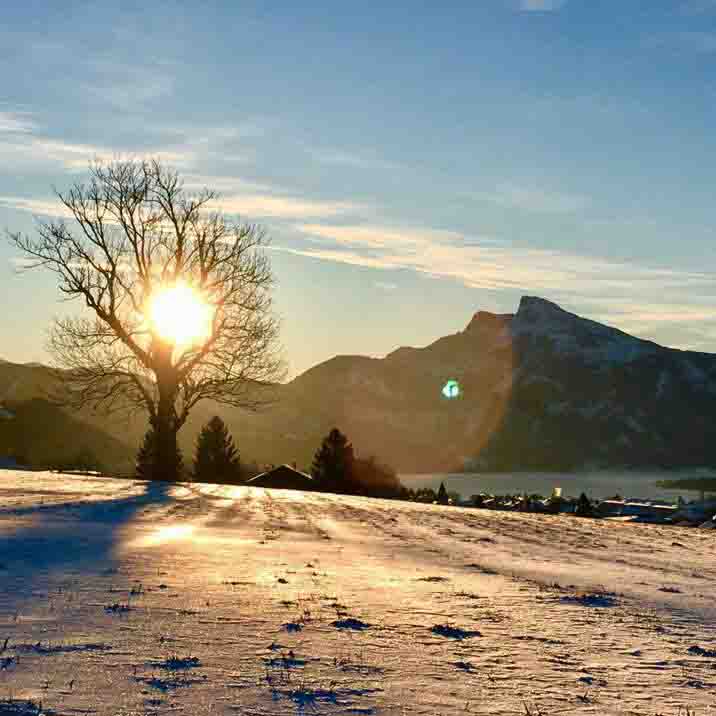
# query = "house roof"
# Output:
<box><xmin>246</xmin><ymin>464</ymin><xmax>314</xmax><ymax>490</ymax></box>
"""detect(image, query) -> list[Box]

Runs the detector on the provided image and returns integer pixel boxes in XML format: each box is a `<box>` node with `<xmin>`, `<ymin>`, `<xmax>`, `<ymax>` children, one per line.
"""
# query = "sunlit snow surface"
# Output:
<box><xmin>1</xmin><ymin>470</ymin><xmax>715</xmax><ymax>715</ymax></box>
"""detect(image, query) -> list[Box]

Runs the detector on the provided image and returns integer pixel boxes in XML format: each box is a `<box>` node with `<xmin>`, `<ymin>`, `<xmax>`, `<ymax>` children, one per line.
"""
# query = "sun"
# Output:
<box><xmin>147</xmin><ymin>282</ymin><xmax>213</xmax><ymax>347</ymax></box>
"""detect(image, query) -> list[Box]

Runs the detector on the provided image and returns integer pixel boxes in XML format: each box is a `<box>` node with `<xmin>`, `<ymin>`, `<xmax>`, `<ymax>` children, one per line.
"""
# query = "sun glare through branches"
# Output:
<box><xmin>146</xmin><ymin>282</ymin><xmax>214</xmax><ymax>348</ymax></box>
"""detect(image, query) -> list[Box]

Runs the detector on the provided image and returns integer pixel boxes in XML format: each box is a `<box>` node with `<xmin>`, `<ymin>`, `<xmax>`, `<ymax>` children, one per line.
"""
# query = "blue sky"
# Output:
<box><xmin>2</xmin><ymin>0</ymin><xmax>716</xmax><ymax>377</ymax></box>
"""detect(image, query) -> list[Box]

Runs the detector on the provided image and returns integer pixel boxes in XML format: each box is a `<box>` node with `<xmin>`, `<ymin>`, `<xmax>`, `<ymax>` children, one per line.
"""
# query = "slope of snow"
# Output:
<box><xmin>1</xmin><ymin>470</ymin><xmax>715</xmax><ymax>715</ymax></box>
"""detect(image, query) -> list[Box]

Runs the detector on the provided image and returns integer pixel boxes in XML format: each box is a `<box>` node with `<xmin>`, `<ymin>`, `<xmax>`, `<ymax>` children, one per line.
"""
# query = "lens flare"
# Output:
<box><xmin>442</xmin><ymin>379</ymin><xmax>460</xmax><ymax>399</ymax></box>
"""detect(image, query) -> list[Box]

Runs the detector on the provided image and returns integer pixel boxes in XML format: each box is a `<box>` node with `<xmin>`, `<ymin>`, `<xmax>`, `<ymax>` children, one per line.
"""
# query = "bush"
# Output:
<box><xmin>351</xmin><ymin>456</ymin><xmax>403</xmax><ymax>498</ymax></box>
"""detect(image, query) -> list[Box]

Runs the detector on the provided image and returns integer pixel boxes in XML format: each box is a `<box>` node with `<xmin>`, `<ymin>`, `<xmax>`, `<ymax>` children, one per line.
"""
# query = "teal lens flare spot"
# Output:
<box><xmin>442</xmin><ymin>379</ymin><xmax>460</xmax><ymax>399</ymax></box>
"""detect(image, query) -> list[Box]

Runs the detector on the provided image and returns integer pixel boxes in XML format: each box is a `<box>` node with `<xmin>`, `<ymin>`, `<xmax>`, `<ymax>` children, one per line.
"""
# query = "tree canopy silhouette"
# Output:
<box><xmin>575</xmin><ymin>492</ymin><xmax>593</xmax><ymax>517</ymax></box>
<box><xmin>437</xmin><ymin>481</ymin><xmax>449</xmax><ymax>504</ymax></box>
<box><xmin>7</xmin><ymin>159</ymin><xmax>284</xmax><ymax>480</ymax></box>
<box><xmin>311</xmin><ymin>428</ymin><xmax>354</xmax><ymax>493</ymax></box>
<box><xmin>193</xmin><ymin>415</ymin><xmax>241</xmax><ymax>484</ymax></box>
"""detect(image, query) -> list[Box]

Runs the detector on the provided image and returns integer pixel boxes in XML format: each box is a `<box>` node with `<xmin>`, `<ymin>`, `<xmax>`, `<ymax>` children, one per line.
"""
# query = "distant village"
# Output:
<box><xmin>2</xmin><ymin>399</ymin><xmax>715</xmax><ymax>530</ymax></box>
<box><xmin>443</xmin><ymin>486</ymin><xmax>716</xmax><ymax>529</ymax></box>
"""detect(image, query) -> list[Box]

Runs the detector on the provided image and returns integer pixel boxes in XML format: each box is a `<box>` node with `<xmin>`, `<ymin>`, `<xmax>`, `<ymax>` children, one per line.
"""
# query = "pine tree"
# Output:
<box><xmin>437</xmin><ymin>481</ymin><xmax>449</xmax><ymax>504</ymax></box>
<box><xmin>193</xmin><ymin>416</ymin><xmax>242</xmax><ymax>484</ymax></box>
<box><xmin>136</xmin><ymin>427</ymin><xmax>183</xmax><ymax>481</ymax></box>
<box><xmin>311</xmin><ymin>428</ymin><xmax>354</xmax><ymax>493</ymax></box>
<box><xmin>576</xmin><ymin>492</ymin><xmax>593</xmax><ymax>517</ymax></box>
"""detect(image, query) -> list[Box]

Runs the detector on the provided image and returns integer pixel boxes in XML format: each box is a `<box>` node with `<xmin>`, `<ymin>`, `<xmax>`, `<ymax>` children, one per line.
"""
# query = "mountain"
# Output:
<box><xmin>0</xmin><ymin>361</ymin><xmax>218</xmax><ymax>472</ymax></box>
<box><xmin>0</xmin><ymin>398</ymin><xmax>135</xmax><ymax>471</ymax></box>
<box><xmin>4</xmin><ymin>296</ymin><xmax>716</xmax><ymax>474</ymax></box>
<box><xmin>223</xmin><ymin>296</ymin><xmax>716</xmax><ymax>472</ymax></box>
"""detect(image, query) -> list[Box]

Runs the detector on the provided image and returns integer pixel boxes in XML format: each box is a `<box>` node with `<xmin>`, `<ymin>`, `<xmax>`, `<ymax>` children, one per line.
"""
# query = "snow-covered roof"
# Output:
<box><xmin>246</xmin><ymin>464</ymin><xmax>314</xmax><ymax>490</ymax></box>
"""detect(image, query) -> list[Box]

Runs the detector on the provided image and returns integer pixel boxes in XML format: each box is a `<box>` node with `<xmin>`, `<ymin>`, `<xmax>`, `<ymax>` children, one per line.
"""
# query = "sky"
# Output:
<box><xmin>2</xmin><ymin>0</ymin><xmax>716</xmax><ymax>378</ymax></box>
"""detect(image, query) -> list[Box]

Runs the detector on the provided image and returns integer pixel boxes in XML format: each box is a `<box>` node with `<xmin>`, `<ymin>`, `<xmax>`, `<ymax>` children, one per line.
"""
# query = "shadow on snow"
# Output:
<box><xmin>0</xmin><ymin>479</ymin><xmax>174</xmax><ymax>607</ymax></box>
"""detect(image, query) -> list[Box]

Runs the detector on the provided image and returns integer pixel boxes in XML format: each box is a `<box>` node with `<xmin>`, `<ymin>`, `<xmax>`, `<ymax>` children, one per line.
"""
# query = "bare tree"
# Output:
<box><xmin>7</xmin><ymin>159</ymin><xmax>285</xmax><ymax>480</ymax></box>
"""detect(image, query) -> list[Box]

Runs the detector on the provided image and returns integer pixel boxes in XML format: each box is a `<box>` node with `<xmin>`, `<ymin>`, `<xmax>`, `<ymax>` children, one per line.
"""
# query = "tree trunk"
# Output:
<box><xmin>153</xmin><ymin>391</ymin><xmax>180</xmax><ymax>482</ymax></box>
<box><xmin>151</xmin><ymin>344</ymin><xmax>181</xmax><ymax>482</ymax></box>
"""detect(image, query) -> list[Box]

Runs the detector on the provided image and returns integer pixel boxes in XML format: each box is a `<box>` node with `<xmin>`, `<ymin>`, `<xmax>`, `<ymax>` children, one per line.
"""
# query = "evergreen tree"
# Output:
<box><xmin>311</xmin><ymin>428</ymin><xmax>354</xmax><ymax>493</ymax></box>
<box><xmin>414</xmin><ymin>487</ymin><xmax>437</xmax><ymax>503</ymax></box>
<box><xmin>136</xmin><ymin>427</ymin><xmax>183</xmax><ymax>481</ymax></box>
<box><xmin>193</xmin><ymin>416</ymin><xmax>241</xmax><ymax>483</ymax></box>
<box><xmin>437</xmin><ymin>481</ymin><xmax>448</xmax><ymax>504</ymax></box>
<box><xmin>576</xmin><ymin>492</ymin><xmax>593</xmax><ymax>517</ymax></box>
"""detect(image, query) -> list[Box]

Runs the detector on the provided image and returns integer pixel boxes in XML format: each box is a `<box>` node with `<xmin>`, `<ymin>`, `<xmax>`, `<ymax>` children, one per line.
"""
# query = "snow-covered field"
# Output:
<box><xmin>0</xmin><ymin>471</ymin><xmax>715</xmax><ymax>715</ymax></box>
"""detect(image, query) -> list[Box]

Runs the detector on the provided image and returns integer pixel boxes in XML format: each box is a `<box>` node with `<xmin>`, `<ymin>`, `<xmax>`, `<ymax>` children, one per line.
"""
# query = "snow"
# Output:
<box><xmin>1</xmin><ymin>470</ymin><xmax>716</xmax><ymax>714</ymax></box>
<box><xmin>511</xmin><ymin>296</ymin><xmax>659</xmax><ymax>365</ymax></box>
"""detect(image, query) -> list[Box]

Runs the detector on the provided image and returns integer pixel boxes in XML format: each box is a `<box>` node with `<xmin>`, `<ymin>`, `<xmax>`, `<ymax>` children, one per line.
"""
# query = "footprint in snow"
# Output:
<box><xmin>151</xmin><ymin>656</ymin><xmax>201</xmax><ymax>670</ymax></box>
<box><xmin>578</xmin><ymin>676</ymin><xmax>607</xmax><ymax>687</ymax></box>
<box><xmin>431</xmin><ymin>624</ymin><xmax>481</xmax><ymax>640</ymax></box>
<box><xmin>560</xmin><ymin>592</ymin><xmax>617</xmax><ymax>608</ymax></box>
<box><xmin>454</xmin><ymin>661</ymin><xmax>476</xmax><ymax>671</ymax></box>
<box><xmin>332</xmin><ymin>618</ymin><xmax>370</xmax><ymax>631</ymax></box>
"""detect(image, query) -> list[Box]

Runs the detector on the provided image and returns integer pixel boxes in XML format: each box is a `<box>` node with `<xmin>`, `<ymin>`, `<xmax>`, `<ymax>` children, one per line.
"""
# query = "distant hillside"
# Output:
<box><xmin>6</xmin><ymin>295</ymin><xmax>716</xmax><ymax>474</ymax></box>
<box><xmin>0</xmin><ymin>398</ymin><xmax>135</xmax><ymax>471</ymax></box>
<box><xmin>0</xmin><ymin>361</ymin><xmax>220</xmax><ymax>472</ymax></box>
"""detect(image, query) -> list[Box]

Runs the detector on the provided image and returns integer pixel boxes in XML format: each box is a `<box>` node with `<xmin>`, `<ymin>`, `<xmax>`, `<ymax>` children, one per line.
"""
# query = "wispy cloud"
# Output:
<box><xmin>0</xmin><ymin>195</ymin><xmax>76</xmax><ymax>219</ymax></box>
<box><xmin>285</xmin><ymin>222</ymin><xmax>711</xmax><ymax>299</ymax></box>
<box><xmin>183</xmin><ymin>174</ymin><xmax>274</xmax><ymax>194</ymax></box>
<box><xmin>0</xmin><ymin>137</ymin><xmax>117</xmax><ymax>170</ymax></box>
<box><xmin>374</xmin><ymin>280</ymin><xmax>398</xmax><ymax>291</ymax></box>
<box><xmin>210</xmin><ymin>195</ymin><xmax>364</xmax><ymax>220</ymax></box>
<box><xmin>519</xmin><ymin>0</ymin><xmax>567</xmax><ymax>11</ymax></box>
<box><xmin>585</xmin><ymin>299</ymin><xmax>716</xmax><ymax>345</ymax></box>
<box><xmin>8</xmin><ymin>256</ymin><xmax>38</xmax><ymax>269</ymax></box>
<box><xmin>82</xmin><ymin>59</ymin><xmax>176</xmax><ymax>112</ymax></box>
<box><xmin>0</xmin><ymin>189</ymin><xmax>358</xmax><ymax>224</ymax></box>
<box><xmin>471</xmin><ymin>182</ymin><xmax>589</xmax><ymax>214</ymax></box>
<box><xmin>295</xmin><ymin>223</ymin><xmax>460</xmax><ymax>250</ymax></box>
<box><xmin>0</xmin><ymin>126</ymin><xmax>196</xmax><ymax>173</ymax></box>
<box><xmin>0</xmin><ymin>111</ymin><xmax>37</xmax><ymax>134</ymax></box>
<box><xmin>0</xmin><ymin>125</ymin><xmax>364</xmax><ymax>223</ymax></box>
<box><xmin>307</xmin><ymin>147</ymin><xmax>401</xmax><ymax>171</ymax></box>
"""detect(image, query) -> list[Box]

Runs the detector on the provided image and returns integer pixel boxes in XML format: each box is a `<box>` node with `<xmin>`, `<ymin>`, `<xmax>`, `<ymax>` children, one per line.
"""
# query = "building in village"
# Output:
<box><xmin>246</xmin><ymin>464</ymin><xmax>315</xmax><ymax>491</ymax></box>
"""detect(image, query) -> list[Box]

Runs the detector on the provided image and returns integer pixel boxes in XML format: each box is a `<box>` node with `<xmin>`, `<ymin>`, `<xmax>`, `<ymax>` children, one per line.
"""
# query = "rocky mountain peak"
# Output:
<box><xmin>465</xmin><ymin>310</ymin><xmax>513</xmax><ymax>333</ymax></box>
<box><xmin>515</xmin><ymin>295</ymin><xmax>571</xmax><ymax>323</ymax></box>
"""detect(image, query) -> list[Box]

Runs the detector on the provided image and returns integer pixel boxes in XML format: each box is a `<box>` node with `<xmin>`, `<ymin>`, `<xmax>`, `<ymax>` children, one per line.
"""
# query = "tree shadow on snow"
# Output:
<box><xmin>0</xmin><ymin>479</ymin><xmax>174</xmax><ymax>605</ymax></box>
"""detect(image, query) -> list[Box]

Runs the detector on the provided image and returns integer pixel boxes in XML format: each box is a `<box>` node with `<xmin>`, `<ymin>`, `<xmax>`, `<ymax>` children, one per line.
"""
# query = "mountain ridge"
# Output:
<box><xmin>247</xmin><ymin>295</ymin><xmax>716</xmax><ymax>472</ymax></box>
<box><xmin>3</xmin><ymin>296</ymin><xmax>716</xmax><ymax>473</ymax></box>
